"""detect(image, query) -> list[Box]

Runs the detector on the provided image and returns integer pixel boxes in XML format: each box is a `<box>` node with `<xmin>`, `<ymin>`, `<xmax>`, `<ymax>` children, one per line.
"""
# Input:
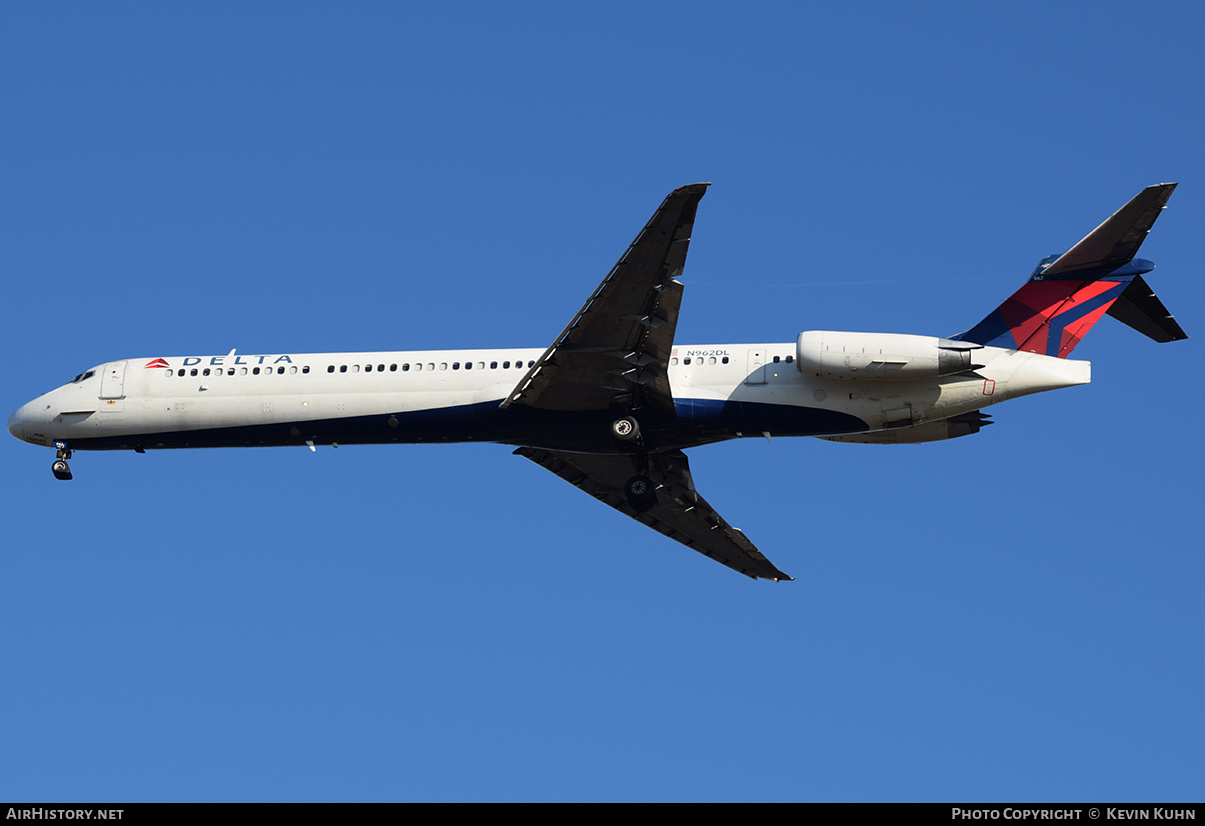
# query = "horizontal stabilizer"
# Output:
<box><xmin>1041</xmin><ymin>183</ymin><xmax>1176</xmax><ymax>277</ymax></box>
<box><xmin>1105</xmin><ymin>274</ymin><xmax>1188</xmax><ymax>342</ymax></box>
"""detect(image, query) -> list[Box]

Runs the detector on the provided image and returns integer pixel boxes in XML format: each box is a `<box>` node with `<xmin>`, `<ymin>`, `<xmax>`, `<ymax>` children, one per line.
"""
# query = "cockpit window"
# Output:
<box><xmin>69</xmin><ymin>370</ymin><xmax>96</xmax><ymax>384</ymax></box>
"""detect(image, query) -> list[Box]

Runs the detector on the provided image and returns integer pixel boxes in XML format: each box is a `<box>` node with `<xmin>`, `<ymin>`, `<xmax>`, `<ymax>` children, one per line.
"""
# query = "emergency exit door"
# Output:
<box><xmin>745</xmin><ymin>349</ymin><xmax>767</xmax><ymax>385</ymax></box>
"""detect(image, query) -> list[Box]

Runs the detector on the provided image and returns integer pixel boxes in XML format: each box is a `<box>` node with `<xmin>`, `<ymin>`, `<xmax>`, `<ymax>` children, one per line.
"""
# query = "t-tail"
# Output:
<box><xmin>952</xmin><ymin>183</ymin><xmax>1187</xmax><ymax>357</ymax></box>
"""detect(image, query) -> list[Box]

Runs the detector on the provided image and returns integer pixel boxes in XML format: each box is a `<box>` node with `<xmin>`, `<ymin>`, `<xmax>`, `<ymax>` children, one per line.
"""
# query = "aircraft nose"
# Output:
<box><xmin>7</xmin><ymin>405</ymin><xmax>25</xmax><ymax>441</ymax></box>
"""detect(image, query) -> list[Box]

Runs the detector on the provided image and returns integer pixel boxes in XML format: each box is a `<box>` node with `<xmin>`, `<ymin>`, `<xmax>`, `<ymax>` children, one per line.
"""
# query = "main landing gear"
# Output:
<box><xmin>624</xmin><ymin>474</ymin><xmax>657</xmax><ymax>512</ymax></box>
<box><xmin>52</xmin><ymin>444</ymin><xmax>73</xmax><ymax>481</ymax></box>
<box><xmin>610</xmin><ymin>415</ymin><xmax>657</xmax><ymax>511</ymax></box>
<box><xmin>610</xmin><ymin>415</ymin><xmax>641</xmax><ymax>443</ymax></box>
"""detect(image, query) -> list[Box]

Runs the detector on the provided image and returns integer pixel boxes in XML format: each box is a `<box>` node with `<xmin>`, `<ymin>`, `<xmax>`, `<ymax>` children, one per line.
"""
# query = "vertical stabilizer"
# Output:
<box><xmin>952</xmin><ymin>184</ymin><xmax>1183</xmax><ymax>357</ymax></box>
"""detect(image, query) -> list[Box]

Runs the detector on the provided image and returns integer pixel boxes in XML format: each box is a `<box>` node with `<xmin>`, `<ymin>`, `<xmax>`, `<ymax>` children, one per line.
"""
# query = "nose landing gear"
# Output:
<box><xmin>52</xmin><ymin>444</ymin><xmax>73</xmax><ymax>481</ymax></box>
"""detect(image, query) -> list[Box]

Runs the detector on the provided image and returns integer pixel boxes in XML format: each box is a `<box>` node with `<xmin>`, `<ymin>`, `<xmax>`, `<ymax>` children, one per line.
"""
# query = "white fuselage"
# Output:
<box><xmin>9</xmin><ymin>339</ymin><xmax>1090</xmax><ymax>453</ymax></box>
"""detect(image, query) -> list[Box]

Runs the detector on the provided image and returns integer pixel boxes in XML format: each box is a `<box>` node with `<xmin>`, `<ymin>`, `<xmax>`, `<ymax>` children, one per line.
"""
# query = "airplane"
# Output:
<box><xmin>7</xmin><ymin>183</ymin><xmax>1187</xmax><ymax>581</ymax></box>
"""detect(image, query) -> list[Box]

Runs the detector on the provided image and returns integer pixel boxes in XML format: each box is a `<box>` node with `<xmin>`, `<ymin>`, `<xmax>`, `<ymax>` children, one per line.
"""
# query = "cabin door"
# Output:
<box><xmin>100</xmin><ymin>361</ymin><xmax>127</xmax><ymax>399</ymax></box>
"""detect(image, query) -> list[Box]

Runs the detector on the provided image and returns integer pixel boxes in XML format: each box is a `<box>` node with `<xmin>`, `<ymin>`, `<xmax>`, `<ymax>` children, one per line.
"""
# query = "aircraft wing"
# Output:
<box><xmin>515</xmin><ymin>446</ymin><xmax>793</xmax><ymax>581</ymax></box>
<box><xmin>1041</xmin><ymin>183</ymin><xmax>1177</xmax><ymax>276</ymax></box>
<box><xmin>501</xmin><ymin>183</ymin><xmax>709</xmax><ymax>415</ymax></box>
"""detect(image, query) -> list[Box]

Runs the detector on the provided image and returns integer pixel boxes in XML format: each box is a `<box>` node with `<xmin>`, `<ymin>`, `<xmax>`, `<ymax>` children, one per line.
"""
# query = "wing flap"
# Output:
<box><xmin>515</xmin><ymin>446</ymin><xmax>792</xmax><ymax>581</ymax></box>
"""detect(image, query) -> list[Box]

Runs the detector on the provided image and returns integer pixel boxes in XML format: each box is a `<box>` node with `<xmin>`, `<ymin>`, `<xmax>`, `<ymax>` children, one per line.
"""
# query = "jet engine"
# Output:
<box><xmin>795</xmin><ymin>331</ymin><xmax>984</xmax><ymax>380</ymax></box>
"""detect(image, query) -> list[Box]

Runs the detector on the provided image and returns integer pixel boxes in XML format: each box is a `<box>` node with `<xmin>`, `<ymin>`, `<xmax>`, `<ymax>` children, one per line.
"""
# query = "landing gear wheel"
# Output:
<box><xmin>610</xmin><ymin>416</ymin><xmax>641</xmax><ymax>443</ymax></box>
<box><xmin>624</xmin><ymin>475</ymin><xmax>657</xmax><ymax>511</ymax></box>
<box><xmin>52</xmin><ymin>459</ymin><xmax>73</xmax><ymax>481</ymax></box>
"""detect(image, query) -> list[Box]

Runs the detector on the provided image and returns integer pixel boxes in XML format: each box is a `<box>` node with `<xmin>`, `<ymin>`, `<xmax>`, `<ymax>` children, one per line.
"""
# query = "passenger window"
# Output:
<box><xmin>366</xmin><ymin>364</ymin><xmax>373</xmax><ymax>372</ymax></box>
<box><xmin>253</xmin><ymin>367</ymin><xmax>261</xmax><ymax>375</ymax></box>
<box><xmin>491</xmin><ymin>361</ymin><xmax>498</xmax><ymax>369</ymax></box>
<box><xmin>453</xmin><ymin>362</ymin><xmax>460</xmax><ymax>370</ymax></box>
<box><xmin>683</xmin><ymin>357</ymin><xmax>691</xmax><ymax>365</ymax></box>
<box><xmin>440</xmin><ymin>363</ymin><xmax>447</xmax><ymax>371</ymax></box>
<box><xmin>191</xmin><ymin>368</ymin><xmax>199</xmax><ymax>376</ymax></box>
<box><xmin>722</xmin><ymin>356</ymin><xmax>729</xmax><ymax>364</ymax></box>
<box><xmin>390</xmin><ymin>364</ymin><xmax>397</xmax><ymax>372</ymax></box>
<box><xmin>340</xmin><ymin>365</ymin><xmax>347</xmax><ymax>373</ymax></box>
<box><xmin>403</xmin><ymin>363</ymin><xmax>410</xmax><ymax>371</ymax></box>
<box><xmin>328</xmin><ymin>365</ymin><xmax>335</xmax><ymax>373</ymax></box>
<box><xmin>503</xmin><ymin>361</ymin><xmax>510</xmax><ymax>369</ymax></box>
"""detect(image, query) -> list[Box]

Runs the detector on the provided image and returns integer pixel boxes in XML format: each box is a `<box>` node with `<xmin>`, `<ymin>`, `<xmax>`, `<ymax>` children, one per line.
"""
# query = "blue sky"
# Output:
<box><xmin>2</xmin><ymin>2</ymin><xmax>1202</xmax><ymax>802</ymax></box>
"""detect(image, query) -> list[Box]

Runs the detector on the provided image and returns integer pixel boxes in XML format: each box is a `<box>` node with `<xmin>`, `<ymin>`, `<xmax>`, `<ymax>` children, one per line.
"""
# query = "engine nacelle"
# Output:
<box><xmin>796</xmin><ymin>331</ymin><xmax>983</xmax><ymax>380</ymax></box>
<box><xmin>819</xmin><ymin>411</ymin><xmax>993</xmax><ymax>444</ymax></box>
